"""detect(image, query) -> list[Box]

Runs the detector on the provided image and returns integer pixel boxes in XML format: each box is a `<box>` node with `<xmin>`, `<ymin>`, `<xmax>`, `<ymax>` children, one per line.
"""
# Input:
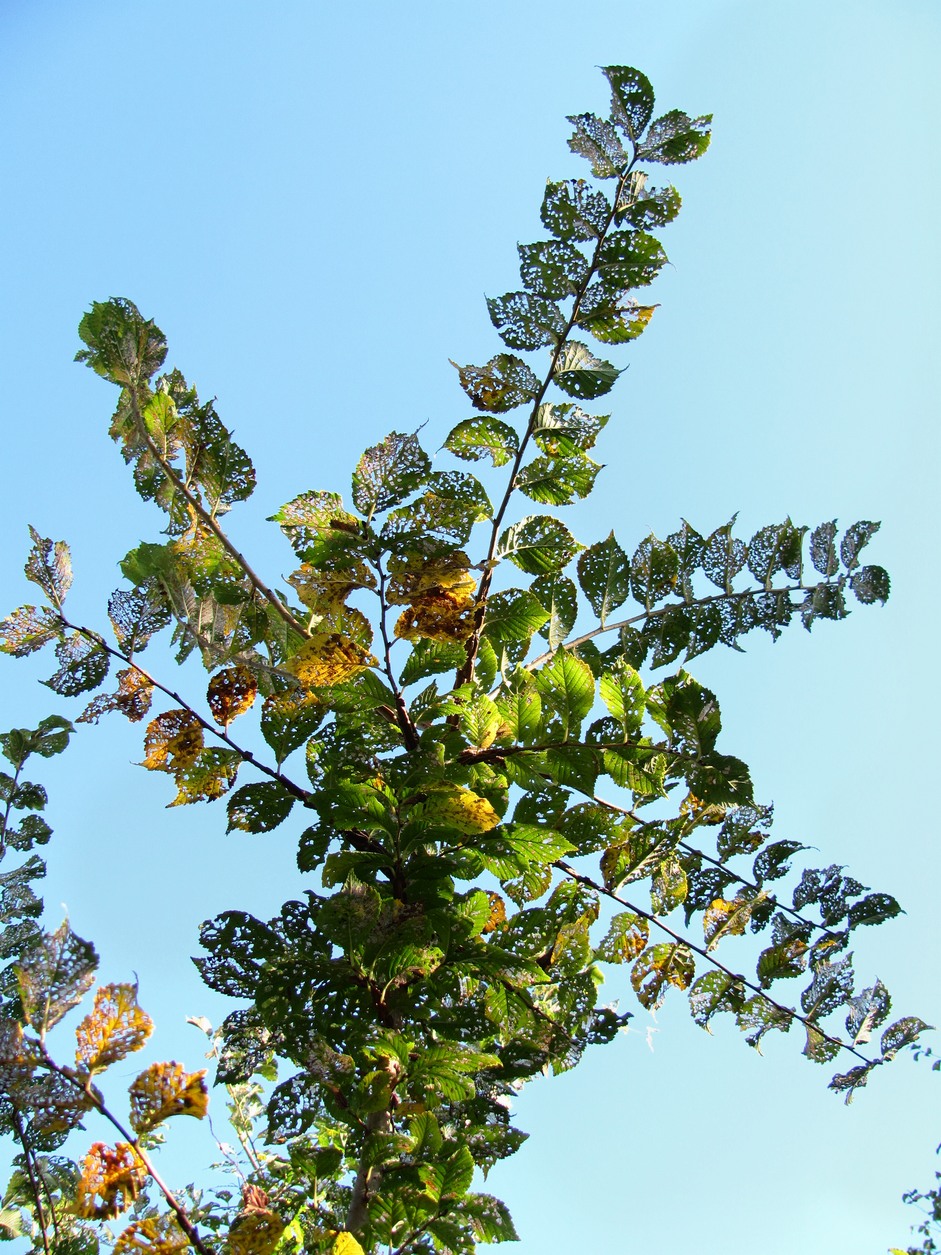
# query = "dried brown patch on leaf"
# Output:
<box><xmin>389</xmin><ymin>551</ymin><xmax>477</xmax><ymax>643</ymax></box>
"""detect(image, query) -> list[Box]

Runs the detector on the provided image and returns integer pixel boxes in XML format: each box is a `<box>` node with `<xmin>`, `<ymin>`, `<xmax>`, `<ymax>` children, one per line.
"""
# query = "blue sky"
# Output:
<box><xmin>1</xmin><ymin>1</ymin><xmax>939</xmax><ymax>1251</ymax></box>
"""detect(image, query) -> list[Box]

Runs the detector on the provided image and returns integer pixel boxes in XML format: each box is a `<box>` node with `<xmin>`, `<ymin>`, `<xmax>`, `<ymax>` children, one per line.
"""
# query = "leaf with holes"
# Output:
<box><xmin>128</xmin><ymin>1061</ymin><xmax>209</xmax><ymax>1134</ymax></box>
<box><xmin>75</xmin><ymin>983</ymin><xmax>153</xmax><ymax>1074</ymax></box>
<box><xmin>553</xmin><ymin>341</ymin><xmax>621</xmax><ymax>400</ymax></box>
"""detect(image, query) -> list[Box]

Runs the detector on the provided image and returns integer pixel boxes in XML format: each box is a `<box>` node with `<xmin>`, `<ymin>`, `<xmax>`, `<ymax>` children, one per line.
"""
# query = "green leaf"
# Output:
<box><xmin>602</xmin><ymin>65</ymin><xmax>656</xmax><ymax>141</ymax></box>
<box><xmin>651</xmin><ymin>855</ymin><xmax>688</xmax><ymax>914</ymax></box>
<box><xmin>598</xmin><ymin>659</ymin><xmax>645</xmax><ymax>732</ymax></box>
<box><xmin>75</xmin><ymin>297</ymin><xmax>167</xmax><ymax>386</ymax></box>
<box><xmin>15</xmin><ymin>920</ymin><xmax>98</xmax><ymax>1033</ymax></box>
<box><xmin>444</xmin><ymin>416</ymin><xmax>519</xmax><ymax>467</ymax></box>
<box><xmin>43</xmin><ymin>633</ymin><xmax>109</xmax><ymax>696</ymax></box>
<box><xmin>533</xmin><ymin>403</ymin><xmax>608</xmax><ymax>455</ymax></box>
<box><xmin>847</xmin><ymin>892</ymin><xmax>901</xmax><ymax>928</ymax></box>
<box><xmin>577</xmin><ymin>532</ymin><xmax>630</xmax><ymax>624</ymax></box>
<box><xmin>452</xmin><ymin>354</ymin><xmax>540</xmax><ymax>413</ymax></box>
<box><xmin>351</xmin><ymin>431</ymin><xmax>431</xmax><ymax>517</ymax></box>
<box><xmin>809</xmin><ymin>521</ymin><xmax>839</xmax><ymax>576</ymax></box>
<box><xmin>702</xmin><ymin>894</ymin><xmax>759</xmax><ymax>949</ymax></box>
<box><xmin>541</xmin><ymin>179</ymin><xmax>611</xmax><ymax>241</ymax></box>
<box><xmin>631</xmin><ymin>942</ymin><xmax>694</xmax><ymax>1009</ymax></box>
<box><xmin>630</xmin><ymin>533</ymin><xmax>679</xmax><ymax>608</ymax></box>
<box><xmin>576</xmin><ymin>288</ymin><xmax>657</xmax><ymax>345</ymax></box>
<box><xmin>482</xmin><ymin>589</ymin><xmax>549</xmax><ymax>645</ymax></box>
<box><xmin>532</xmin><ymin>651</ymin><xmax>595</xmax><ymax>735</ymax></box>
<box><xmin>532</xmin><ymin>573</ymin><xmax>578</xmax><ymax>650</ymax></box>
<box><xmin>552</xmin><ymin>341</ymin><xmax>621</xmax><ymax>400</ymax></box>
<box><xmin>566</xmin><ymin>112</ymin><xmax>628</xmax><ymax>177</ymax></box>
<box><xmin>516</xmin><ymin>452</ymin><xmax>601</xmax><ymax>506</ymax></box>
<box><xmin>227</xmin><ymin>782</ymin><xmax>296</xmax><ymax>834</ymax></box>
<box><xmin>594</xmin><ymin>230</ymin><xmax>667</xmax><ymax>294</ymax></box>
<box><xmin>702</xmin><ymin>520</ymin><xmax>747</xmax><ymax>592</ymax></box>
<box><xmin>497</xmin><ymin>515</ymin><xmax>580</xmax><ymax>575</ymax></box>
<box><xmin>487</xmin><ymin>291</ymin><xmax>566</xmax><ymax>351</ymax></box>
<box><xmin>850</xmin><ymin>565</ymin><xmax>890</xmax><ymax>605</ymax></box>
<box><xmin>639</xmin><ymin>109</ymin><xmax>712</xmax><ymax>164</ymax></box>
<box><xmin>518</xmin><ymin>239</ymin><xmax>589</xmax><ymax>300</ymax></box>
<box><xmin>840</xmin><ymin>520</ymin><xmax>880</xmax><ymax>571</ymax></box>
<box><xmin>689</xmin><ymin>971</ymin><xmax>745</xmax><ymax>1030</ymax></box>
<box><xmin>494</xmin><ymin>679</ymin><xmax>542</xmax><ymax>744</ymax></box>
<box><xmin>596</xmin><ymin>911</ymin><xmax>648</xmax><ymax>963</ymax></box>
<box><xmin>399</xmin><ymin>637</ymin><xmax>467</xmax><ymax>687</ymax></box>
<box><xmin>383</xmin><ymin>471</ymin><xmax>491</xmax><ymax>548</ymax></box>
<box><xmin>746</xmin><ymin>520</ymin><xmax>804</xmax><ymax>588</ymax></box>
<box><xmin>478</xmin><ymin>824</ymin><xmax>575</xmax><ymax>880</ymax></box>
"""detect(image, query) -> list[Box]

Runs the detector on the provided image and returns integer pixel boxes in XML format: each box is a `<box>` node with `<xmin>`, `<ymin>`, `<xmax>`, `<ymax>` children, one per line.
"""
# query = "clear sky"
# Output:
<box><xmin>1</xmin><ymin>1</ymin><xmax>939</xmax><ymax>1251</ymax></box>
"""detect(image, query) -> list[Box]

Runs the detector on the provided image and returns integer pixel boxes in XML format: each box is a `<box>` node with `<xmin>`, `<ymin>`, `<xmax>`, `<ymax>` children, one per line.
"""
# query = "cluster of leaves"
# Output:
<box><xmin>0</xmin><ymin>66</ymin><xmax>925</xmax><ymax>1255</ymax></box>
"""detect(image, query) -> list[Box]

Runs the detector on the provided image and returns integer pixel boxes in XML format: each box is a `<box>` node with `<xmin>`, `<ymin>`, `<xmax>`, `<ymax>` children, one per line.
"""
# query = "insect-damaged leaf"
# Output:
<box><xmin>44</xmin><ymin>632</ymin><xmax>109</xmax><ymax>697</ymax></box>
<box><xmin>207</xmin><ymin>665</ymin><xmax>258</xmax><ymax>726</ymax></box>
<box><xmin>445</xmin><ymin>416</ymin><xmax>519</xmax><ymax>467</ymax></box>
<box><xmin>75</xmin><ymin>983</ymin><xmax>154</xmax><ymax>1074</ymax></box>
<box><xmin>79</xmin><ymin>667</ymin><xmax>154</xmax><ymax>725</ymax></box>
<box><xmin>227</xmin><ymin>1210</ymin><xmax>286</xmax><ymax>1255</ymax></box>
<box><xmin>16</xmin><ymin>920</ymin><xmax>98</xmax><ymax>1033</ymax></box>
<box><xmin>330</xmin><ymin>1236</ymin><xmax>365</xmax><ymax>1255</ymax></box>
<box><xmin>595</xmin><ymin>911</ymin><xmax>648</xmax><ymax>963</ymax></box>
<box><xmin>227</xmin><ymin>781</ymin><xmax>295</xmax><ymax>834</ymax></box>
<box><xmin>352</xmin><ymin>431</ymin><xmax>431</xmax><ymax>517</ymax></box>
<box><xmin>541</xmin><ymin>178</ymin><xmax>611</xmax><ymax>241</ymax></box>
<box><xmin>114</xmin><ymin>1213</ymin><xmax>190</xmax><ymax>1255</ymax></box>
<box><xmin>497</xmin><ymin>515</ymin><xmax>580</xmax><ymax>575</ymax></box>
<box><xmin>451</xmin><ymin>354</ymin><xmax>540</xmax><ymax>413</ymax></box>
<box><xmin>533</xmin><ymin>650</ymin><xmax>595</xmax><ymax>735</ymax></box>
<box><xmin>24</xmin><ymin>527</ymin><xmax>72</xmax><ymax>610</ymax></box>
<box><xmin>638</xmin><ymin>109</ymin><xmax>712</xmax><ymax>164</ymax></box>
<box><xmin>286</xmin><ymin>630</ymin><xmax>377</xmax><ymax>688</ymax></box>
<box><xmin>602</xmin><ymin>65</ymin><xmax>656</xmax><ymax>141</ymax></box>
<box><xmin>631</xmin><ymin>942</ymin><xmax>694</xmax><ymax>1009</ymax></box>
<box><xmin>75</xmin><ymin>1142</ymin><xmax>148</xmax><ymax>1219</ymax></box>
<box><xmin>142</xmin><ymin>710</ymin><xmax>204</xmax><ymax>773</ymax></box>
<box><xmin>578</xmin><ymin>532</ymin><xmax>630</xmax><ymax>624</ymax></box>
<box><xmin>0</xmin><ymin>605</ymin><xmax>61</xmax><ymax>657</ymax></box>
<box><xmin>566</xmin><ymin>112</ymin><xmax>628</xmax><ymax>177</ymax></box>
<box><xmin>413</xmin><ymin>785</ymin><xmax>501</xmax><ymax>836</ymax></box>
<box><xmin>487</xmin><ymin>291</ymin><xmax>566</xmax><ymax>351</ymax></box>
<box><xmin>128</xmin><ymin>1061</ymin><xmax>209</xmax><ymax>1134</ymax></box>
<box><xmin>703</xmin><ymin>895</ymin><xmax>760</xmax><ymax>950</ymax></box>
<box><xmin>552</xmin><ymin>341</ymin><xmax>621</xmax><ymax>400</ymax></box>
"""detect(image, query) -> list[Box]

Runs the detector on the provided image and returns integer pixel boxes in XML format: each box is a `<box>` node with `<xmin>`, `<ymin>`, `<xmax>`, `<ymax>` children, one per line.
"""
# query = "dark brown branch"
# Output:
<box><xmin>11</xmin><ymin>1110</ymin><xmax>50</xmax><ymax>1255</ymax></box>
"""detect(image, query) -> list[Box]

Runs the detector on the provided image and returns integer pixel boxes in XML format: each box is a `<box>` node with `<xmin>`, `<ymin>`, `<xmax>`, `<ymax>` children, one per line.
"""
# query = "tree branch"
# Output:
<box><xmin>126</xmin><ymin>385</ymin><xmax>309</xmax><ymax>640</ymax></box>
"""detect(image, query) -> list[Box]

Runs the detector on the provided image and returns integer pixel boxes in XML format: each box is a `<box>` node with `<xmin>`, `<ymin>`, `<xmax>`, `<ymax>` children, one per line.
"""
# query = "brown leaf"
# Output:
<box><xmin>142</xmin><ymin>711</ymin><xmax>204</xmax><ymax>773</ymax></box>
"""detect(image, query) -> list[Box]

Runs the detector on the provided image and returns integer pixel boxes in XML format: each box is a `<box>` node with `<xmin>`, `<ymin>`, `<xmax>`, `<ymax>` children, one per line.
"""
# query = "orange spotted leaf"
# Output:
<box><xmin>483</xmin><ymin>892</ymin><xmax>507</xmax><ymax>934</ymax></box>
<box><xmin>286</xmin><ymin>633</ymin><xmax>376</xmax><ymax>688</ymax></box>
<box><xmin>142</xmin><ymin>711</ymin><xmax>204</xmax><ymax>773</ymax></box>
<box><xmin>79</xmin><ymin>667</ymin><xmax>155</xmax><ymax>725</ymax></box>
<box><xmin>207</xmin><ymin>666</ymin><xmax>258</xmax><ymax>727</ymax></box>
<box><xmin>114</xmin><ymin>1214</ymin><xmax>190</xmax><ymax>1255</ymax></box>
<box><xmin>75</xmin><ymin>984</ymin><xmax>154</xmax><ymax>1074</ymax></box>
<box><xmin>76</xmin><ymin>1142</ymin><xmax>147</xmax><ymax>1219</ymax></box>
<box><xmin>128</xmin><ymin>1062</ymin><xmax>209</xmax><ymax>1134</ymax></box>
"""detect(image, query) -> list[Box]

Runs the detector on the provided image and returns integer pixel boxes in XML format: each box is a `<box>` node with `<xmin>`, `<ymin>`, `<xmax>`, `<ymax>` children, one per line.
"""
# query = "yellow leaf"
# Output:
<box><xmin>331</xmin><ymin>1235</ymin><xmax>365</xmax><ymax>1255</ymax></box>
<box><xmin>389</xmin><ymin>552</ymin><xmax>477</xmax><ymax>643</ymax></box>
<box><xmin>142</xmin><ymin>710</ymin><xmax>204</xmax><ymax>773</ymax></box>
<box><xmin>168</xmin><ymin>748</ymin><xmax>239</xmax><ymax>806</ymax></box>
<box><xmin>482</xmin><ymin>892</ymin><xmax>506</xmax><ymax>934</ymax></box>
<box><xmin>114</xmin><ymin>1214</ymin><xmax>190</xmax><ymax>1255</ymax></box>
<box><xmin>76</xmin><ymin>1142</ymin><xmax>147</xmax><ymax>1219</ymax></box>
<box><xmin>288</xmin><ymin>560</ymin><xmax>376</xmax><ymax>612</ymax></box>
<box><xmin>207</xmin><ymin>665</ymin><xmax>258</xmax><ymax>726</ymax></box>
<box><xmin>286</xmin><ymin>633</ymin><xmax>376</xmax><ymax>688</ymax></box>
<box><xmin>128</xmin><ymin>1062</ymin><xmax>209</xmax><ymax>1134</ymax></box>
<box><xmin>226</xmin><ymin>1211</ymin><xmax>285</xmax><ymax>1255</ymax></box>
<box><xmin>414</xmin><ymin>784</ymin><xmax>500</xmax><ymax>835</ymax></box>
<box><xmin>75</xmin><ymin>983</ymin><xmax>153</xmax><ymax>1074</ymax></box>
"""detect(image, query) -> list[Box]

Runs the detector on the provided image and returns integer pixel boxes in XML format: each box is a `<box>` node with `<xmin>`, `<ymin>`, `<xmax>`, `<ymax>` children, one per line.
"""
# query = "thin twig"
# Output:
<box><xmin>61</xmin><ymin>619</ymin><xmax>313</xmax><ymax>804</ymax></box>
<box><xmin>551</xmin><ymin>859</ymin><xmax>871</xmax><ymax>1065</ymax></box>
<box><xmin>38</xmin><ymin>1053</ymin><xmax>214</xmax><ymax>1255</ymax></box>
<box><xmin>10</xmin><ymin>1110</ymin><xmax>50</xmax><ymax>1255</ymax></box>
<box><xmin>373</xmin><ymin>560</ymin><xmax>418</xmax><ymax>751</ymax></box>
<box><xmin>456</xmin><ymin>156</ymin><xmax>643</xmax><ymax>687</ymax></box>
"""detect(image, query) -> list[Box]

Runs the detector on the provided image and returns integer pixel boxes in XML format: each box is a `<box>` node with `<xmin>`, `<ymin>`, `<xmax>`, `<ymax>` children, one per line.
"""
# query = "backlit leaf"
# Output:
<box><xmin>352</xmin><ymin>431</ymin><xmax>431</xmax><ymax>517</ymax></box>
<box><xmin>75</xmin><ymin>1142</ymin><xmax>147</xmax><ymax>1219</ymax></box>
<box><xmin>227</xmin><ymin>782</ymin><xmax>295</xmax><ymax>834</ymax></box>
<box><xmin>518</xmin><ymin>239</ymin><xmax>589</xmax><ymax>300</ymax></box>
<box><xmin>0</xmin><ymin>605</ymin><xmax>60</xmax><ymax>657</ymax></box>
<box><xmin>602</xmin><ymin>65</ymin><xmax>655</xmax><ymax>140</ymax></box>
<box><xmin>78</xmin><ymin>667</ymin><xmax>154</xmax><ymax>725</ymax></box>
<box><xmin>451</xmin><ymin>354</ymin><xmax>540</xmax><ymax>413</ymax></box>
<box><xmin>487</xmin><ymin>291</ymin><xmax>566</xmax><ymax>351</ymax></box>
<box><xmin>128</xmin><ymin>1061</ymin><xmax>209</xmax><ymax>1134</ymax></box>
<box><xmin>168</xmin><ymin>747</ymin><xmax>240</xmax><ymax>806</ymax></box>
<box><xmin>703</xmin><ymin>895</ymin><xmax>759</xmax><ymax>950</ymax></box>
<box><xmin>497</xmin><ymin>515</ymin><xmax>580</xmax><ymax>575</ymax></box>
<box><xmin>44</xmin><ymin>632</ymin><xmax>109</xmax><ymax>697</ymax></box>
<box><xmin>445</xmin><ymin>416</ymin><xmax>519</xmax><ymax>467</ymax></box>
<box><xmin>75</xmin><ymin>983</ymin><xmax>153</xmax><ymax>1074</ymax></box>
<box><xmin>416</xmin><ymin>786</ymin><xmax>500</xmax><ymax>836</ymax></box>
<box><xmin>25</xmin><ymin>527</ymin><xmax>72</xmax><ymax>609</ymax></box>
<box><xmin>532</xmin><ymin>573</ymin><xmax>578</xmax><ymax>649</ymax></box>
<box><xmin>552</xmin><ymin>341</ymin><xmax>621</xmax><ymax>400</ymax></box>
<box><xmin>142</xmin><ymin>710</ymin><xmax>204</xmax><ymax>773</ymax></box>
<box><xmin>541</xmin><ymin>179</ymin><xmax>611</xmax><ymax>241</ymax></box>
<box><xmin>578</xmin><ymin>532</ymin><xmax>630</xmax><ymax>623</ymax></box>
<box><xmin>566</xmin><ymin>112</ymin><xmax>628</xmax><ymax>177</ymax></box>
<box><xmin>533</xmin><ymin>650</ymin><xmax>595</xmax><ymax>735</ymax></box>
<box><xmin>330</xmin><ymin>1236</ymin><xmax>365</xmax><ymax>1255</ymax></box>
<box><xmin>226</xmin><ymin>1211</ymin><xmax>285</xmax><ymax>1255</ymax></box>
<box><xmin>639</xmin><ymin>109</ymin><xmax>712</xmax><ymax>164</ymax></box>
<box><xmin>114</xmin><ymin>1214</ymin><xmax>190</xmax><ymax>1255</ymax></box>
<box><xmin>594</xmin><ymin>230</ymin><xmax>667</xmax><ymax>294</ymax></box>
<box><xmin>631</xmin><ymin>943</ymin><xmax>694</xmax><ymax>1009</ymax></box>
<box><xmin>595</xmin><ymin>911</ymin><xmax>648</xmax><ymax>963</ymax></box>
<box><xmin>286</xmin><ymin>632</ymin><xmax>377</xmax><ymax>688</ymax></box>
<box><xmin>16</xmin><ymin>920</ymin><xmax>98</xmax><ymax>1033</ymax></box>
